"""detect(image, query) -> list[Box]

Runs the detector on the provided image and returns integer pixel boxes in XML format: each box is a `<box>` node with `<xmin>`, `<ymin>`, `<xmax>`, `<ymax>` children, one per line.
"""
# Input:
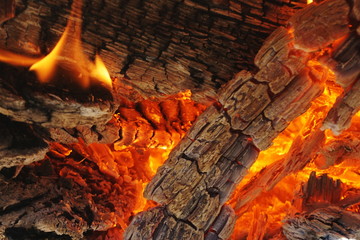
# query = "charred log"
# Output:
<box><xmin>0</xmin><ymin>0</ymin><xmax>308</xmax><ymax>101</ymax></box>
<box><xmin>0</xmin><ymin>114</ymin><xmax>48</xmax><ymax>169</ymax></box>
<box><xmin>0</xmin><ymin>0</ymin><xmax>15</xmax><ymax>24</ymax></box>
<box><xmin>126</xmin><ymin>0</ymin><xmax>359</xmax><ymax>239</ymax></box>
<box><xmin>0</xmin><ymin>64</ymin><xmax>117</xmax><ymax>129</ymax></box>
<box><xmin>282</xmin><ymin>206</ymin><xmax>360</xmax><ymax>240</ymax></box>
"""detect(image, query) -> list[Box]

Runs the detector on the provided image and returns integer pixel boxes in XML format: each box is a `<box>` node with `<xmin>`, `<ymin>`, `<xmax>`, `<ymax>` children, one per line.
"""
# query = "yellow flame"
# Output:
<box><xmin>29</xmin><ymin>0</ymin><xmax>112</xmax><ymax>88</ymax></box>
<box><xmin>307</xmin><ymin>0</ymin><xmax>313</xmax><ymax>4</ymax></box>
<box><xmin>91</xmin><ymin>55</ymin><xmax>112</xmax><ymax>88</ymax></box>
<box><xmin>0</xmin><ymin>49</ymin><xmax>41</xmax><ymax>67</ymax></box>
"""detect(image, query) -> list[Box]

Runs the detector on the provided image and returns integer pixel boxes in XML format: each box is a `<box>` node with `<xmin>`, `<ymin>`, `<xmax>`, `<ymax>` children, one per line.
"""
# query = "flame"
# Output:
<box><xmin>0</xmin><ymin>49</ymin><xmax>41</xmax><ymax>66</ymax></box>
<box><xmin>0</xmin><ymin>0</ymin><xmax>112</xmax><ymax>89</ymax></box>
<box><xmin>229</xmin><ymin>57</ymin><xmax>360</xmax><ymax>239</ymax></box>
<box><xmin>91</xmin><ymin>55</ymin><xmax>113</xmax><ymax>88</ymax></box>
<box><xmin>307</xmin><ymin>0</ymin><xmax>313</xmax><ymax>4</ymax></box>
<box><xmin>30</xmin><ymin>0</ymin><xmax>112</xmax><ymax>88</ymax></box>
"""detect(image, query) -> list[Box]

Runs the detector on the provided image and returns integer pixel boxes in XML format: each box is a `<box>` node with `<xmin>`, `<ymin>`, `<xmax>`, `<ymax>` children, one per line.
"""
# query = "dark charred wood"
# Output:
<box><xmin>204</xmin><ymin>205</ymin><xmax>236</xmax><ymax>240</ymax></box>
<box><xmin>0</xmin><ymin>0</ymin><xmax>15</xmax><ymax>24</ymax></box>
<box><xmin>124</xmin><ymin>205</ymin><xmax>236</xmax><ymax>240</ymax></box>
<box><xmin>0</xmin><ymin>142</ymin><xmax>147</xmax><ymax>239</ymax></box>
<box><xmin>0</xmin><ymin>0</ymin><xmax>308</xmax><ymax>101</ymax></box>
<box><xmin>322</xmin><ymin>77</ymin><xmax>360</xmax><ymax>135</ymax></box>
<box><xmin>0</xmin><ymin>114</ymin><xmax>48</xmax><ymax>169</ymax></box>
<box><xmin>0</xmin><ymin>63</ymin><xmax>117</xmax><ymax>129</ymax></box>
<box><xmin>282</xmin><ymin>206</ymin><xmax>360</xmax><ymax>240</ymax></box>
<box><xmin>300</xmin><ymin>172</ymin><xmax>344</xmax><ymax>211</ymax></box>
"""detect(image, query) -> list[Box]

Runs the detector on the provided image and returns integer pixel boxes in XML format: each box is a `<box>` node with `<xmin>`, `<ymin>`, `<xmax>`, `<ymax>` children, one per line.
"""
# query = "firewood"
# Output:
<box><xmin>282</xmin><ymin>206</ymin><xmax>360</xmax><ymax>240</ymax></box>
<box><xmin>0</xmin><ymin>0</ymin><xmax>359</xmax><ymax>239</ymax></box>
<box><xmin>0</xmin><ymin>115</ymin><xmax>48</xmax><ymax>169</ymax></box>
<box><xmin>0</xmin><ymin>0</ymin><xmax>15</xmax><ymax>24</ymax></box>
<box><xmin>289</xmin><ymin>0</ymin><xmax>350</xmax><ymax>52</ymax></box>
<box><xmin>322</xmin><ymin>77</ymin><xmax>360</xmax><ymax>135</ymax></box>
<box><xmin>128</xmin><ymin>1</ymin><xmax>358</xmax><ymax>238</ymax></box>
<box><xmin>124</xmin><ymin>205</ymin><xmax>236</xmax><ymax>240</ymax></box>
<box><xmin>0</xmin><ymin>142</ymin><xmax>147</xmax><ymax>239</ymax></box>
<box><xmin>0</xmin><ymin>0</ymin><xmax>307</xmax><ymax>101</ymax></box>
<box><xmin>234</xmin><ymin>128</ymin><xmax>325</xmax><ymax>212</ymax></box>
<box><xmin>0</xmin><ymin>64</ymin><xmax>118</xmax><ymax>129</ymax></box>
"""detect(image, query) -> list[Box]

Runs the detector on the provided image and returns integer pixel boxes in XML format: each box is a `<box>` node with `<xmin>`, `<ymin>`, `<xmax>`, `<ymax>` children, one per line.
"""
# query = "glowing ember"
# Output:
<box><xmin>228</xmin><ymin>60</ymin><xmax>360</xmax><ymax>239</ymax></box>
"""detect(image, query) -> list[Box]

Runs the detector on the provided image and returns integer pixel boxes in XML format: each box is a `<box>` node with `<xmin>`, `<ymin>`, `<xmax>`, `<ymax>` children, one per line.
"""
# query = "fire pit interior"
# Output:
<box><xmin>0</xmin><ymin>0</ymin><xmax>359</xmax><ymax>239</ymax></box>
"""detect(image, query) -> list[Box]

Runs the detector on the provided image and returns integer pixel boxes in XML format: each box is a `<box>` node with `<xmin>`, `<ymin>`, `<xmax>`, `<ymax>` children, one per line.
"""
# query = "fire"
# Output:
<box><xmin>307</xmin><ymin>0</ymin><xmax>314</xmax><ymax>4</ymax></box>
<box><xmin>229</xmin><ymin>59</ymin><xmax>360</xmax><ymax>238</ymax></box>
<box><xmin>71</xmin><ymin>90</ymin><xmax>206</xmax><ymax>236</ymax></box>
<box><xmin>0</xmin><ymin>0</ymin><xmax>112</xmax><ymax>89</ymax></box>
<box><xmin>30</xmin><ymin>0</ymin><xmax>111</xmax><ymax>88</ymax></box>
<box><xmin>0</xmin><ymin>49</ymin><xmax>40</xmax><ymax>66</ymax></box>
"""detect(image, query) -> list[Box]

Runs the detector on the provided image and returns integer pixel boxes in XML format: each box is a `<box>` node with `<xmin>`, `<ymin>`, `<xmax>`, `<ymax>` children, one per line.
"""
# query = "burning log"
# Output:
<box><xmin>126</xmin><ymin>0</ymin><xmax>359</xmax><ymax>239</ymax></box>
<box><xmin>0</xmin><ymin>115</ymin><xmax>48</xmax><ymax>168</ymax></box>
<box><xmin>124</xmin><ymin>205</ymin><xmax>236</xmax><ymax>240</ymax></box>
<box><xmin>0</xmin><ymin>93</ymin><xmax>205</xmax><ymax>239</ymax></box>
<box><xmin>0</xmin><ymin>64</ymin><xmax>116</xmax><ymax>129</ymax></box>
<box><xmin>283</xmin><ymin>206</ymin><xmax>360</xmax><ymax>240</ymax></box>
<box><xmin>0</xmin><ymin>0</ymin><xmax>307</xmax><ymax>100</ymax></box>
<box><xmin>0</xmin><ymin>62</ymin><xmax>119</xmax><ymax>168</ymax></box>
<box><xmin>322</xmin><ymin>77</ymin><xmax>360</xmax><ymax>135</ymax></box>
<box><xmin>283</xmin><ymin>173</ymin><xmax>360</xmax><ymax>240</ymax></box>
<box><xmin>0</xmin><ymin>0</ymin><xmax>359</xmax><ymax>239</ymax></box>
<box><xmin>0</xmin><ymin>0</ymin><xmax>15</xmax><ymax>24</ymax></box>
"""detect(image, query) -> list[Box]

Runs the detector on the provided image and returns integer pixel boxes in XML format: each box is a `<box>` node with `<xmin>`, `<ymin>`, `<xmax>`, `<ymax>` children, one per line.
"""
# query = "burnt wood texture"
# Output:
<box><xmin>125</xmin><ymin>0</ymin><xmax>360</xmax><ymax>239</ymax></box>
<box><xmin>0</xmin><ymin>0</ymin><xmax>359</xmax><ymax>239</ymax></box>
<box><xmin>0</xmin><ymin>0</ymin><xmax>307</xmax><ymax>101</ymax></box>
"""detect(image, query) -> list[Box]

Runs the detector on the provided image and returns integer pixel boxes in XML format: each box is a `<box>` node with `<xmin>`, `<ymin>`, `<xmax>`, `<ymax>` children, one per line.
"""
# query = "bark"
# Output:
<box><xmin>0</xmin><ymin>0</ymin><xmax>307</xmax><ymax>101</ymax></box>
<box><xmin>126</xmin><ymin>1</ymin><xmax>357</xmax><ymax>239</ymax></box>
<box><xmin>0</xmin><ymin>0</ymin><xmax>15</xmax><ymax>24</ymax></box>
<box><xmin>0</xmin><ymin>63</ymin><xmax>117</xmax><ymax>129</ymax></box>
<box><xmin>0</xmin><ymin>114</ymin><xmax>48</xmax><ymax>168</ymax></box>
<box><xmin>0</xmin><ymin>0</ymin><xmax>359</xmax><ymax>239</ymax></box>
<box><xmin>282</xmin><ymin>206</ymin><xmax>360</xmax><ymax>240</ymax></box>
<box><xmin>0</xmin><ymin>94</ymin><xmax>205</xmax><ymax>239</ymax></box>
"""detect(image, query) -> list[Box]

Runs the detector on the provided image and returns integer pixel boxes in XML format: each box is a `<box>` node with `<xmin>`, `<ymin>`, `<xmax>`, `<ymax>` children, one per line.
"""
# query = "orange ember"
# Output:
<box><xmin>229</xmin><ymin>58</ymin><xmax>360</xmax><ymax>239</ymax></box>
<box><xmin>85</xmin><ymin>90</ymin><xmax>206</xmax><ymax>234</ymax></box>
<box><xmin>43</xmin><ymin>90</ymin><xmax>205</xmax><ymax>238</ymax></box>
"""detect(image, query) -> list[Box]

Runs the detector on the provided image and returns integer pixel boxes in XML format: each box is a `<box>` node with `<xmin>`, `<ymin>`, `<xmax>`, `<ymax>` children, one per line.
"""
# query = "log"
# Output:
<box><xmin>0</xmin><ymin>143</ymin><xmax>143</xmax><ymax>240</ymax></box>
<box><xmin>0</xmin><ymin>92</ymin><xmax>206</xmax><ymax>239</ymax></box>
<box><xmin>282</xmin><ymin>206</ymin><xmax>360</xmax><ymax>240</ymax></box>
<box><xmin>124</xmin><ymin>205</ymin><xmax>236</xmax><ymax>240</ymax></box>
<box><xmin>0</xmin><ymin>114</ymin><xmax>48</xmax><ymax>169</ymax></box>
<box><xmin>314</xmin><ymin>134</ymin><xmax>360</xmax><ymax>169</ymax></box>
<box><xmin>0</xmin><ymin>0</ymin><xmax>359</xmax><ymax>239</ymax></box>
<box><xmin>0</xmin><ymin>63</ymin><xmax>117</xmax><ymax>129</ymax></box>
<box><xmin>322</xmin><ymin>77</ymin><xmax>360</xmax><ymax>135</ymax></box>
<box><xmin>0</xmin><ymin>0</ymin><xmax>307</xmax><ymax>101</ymax></box>
<box><xmin>233</xmin><ymin>125</ymin><xmax>325</xmax><ymax>212</ymax></box>
<box><xmin>127</xmin><ymin>1</ymin><xmax>357</xmax><ymax>238</ymax></box>
<box><xmin>0</xmin><ymin>0</ymin><xmax>15</xmax><ymax>24</ymax></box>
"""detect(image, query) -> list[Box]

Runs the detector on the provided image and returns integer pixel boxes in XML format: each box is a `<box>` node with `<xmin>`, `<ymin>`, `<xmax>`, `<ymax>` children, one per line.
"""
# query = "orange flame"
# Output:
<box><xmin>229</xmin><ymin>60</ymin><xmax>360</xmax><ymax>239</ymax></box>
<box><xmin>0</xmin><ymin>0</ymin><xmax>112</xmax><ymax>89</ymax></box>
<box><xmin>0</xmin><ymin>49</ymin><xmax>41</xmax><ymax>66</ymax></box>
<box><xmin>307</xmin><ymin>0</ymin><xmax>313</xmax><ymax>4</ymax></box>
<box><xmin>30</xmin><ymin>0</ymin><xmax>112</xmax><ymax>88</ymax></box>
